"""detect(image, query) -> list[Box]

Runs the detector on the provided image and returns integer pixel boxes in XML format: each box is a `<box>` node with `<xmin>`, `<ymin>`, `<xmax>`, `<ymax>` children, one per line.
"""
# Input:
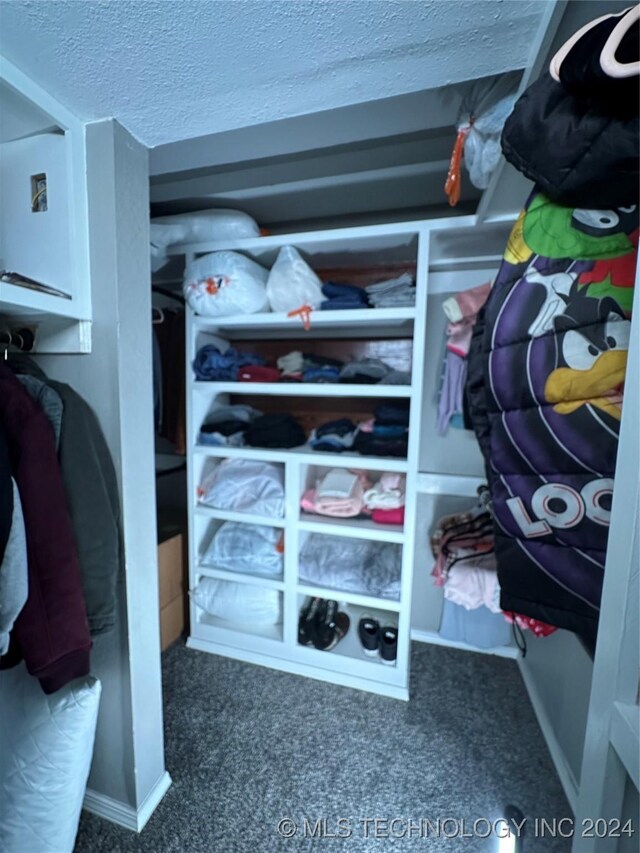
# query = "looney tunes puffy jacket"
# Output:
<box><xmin>466</xmin><ymin>192</ymin><xmax>637</xmax><ymax>640</ymax></box>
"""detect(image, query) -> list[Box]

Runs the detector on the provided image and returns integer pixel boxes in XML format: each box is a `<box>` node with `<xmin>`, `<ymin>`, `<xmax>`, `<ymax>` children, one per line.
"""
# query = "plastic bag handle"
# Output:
<box><xmin>445</xmin><ymin>125</ymin><xmax>471</xmax><ymax>207</ymax></box>
<box><xmin>287</xmin><ymin>304</ymin><xmax>313</xmax><ymax>331</ymax></box>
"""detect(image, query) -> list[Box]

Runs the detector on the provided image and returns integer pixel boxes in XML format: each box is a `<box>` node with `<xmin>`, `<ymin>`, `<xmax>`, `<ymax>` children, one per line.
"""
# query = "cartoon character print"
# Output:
<box><xmin>486</xmin><ymin>192</ymin><xmax>636</xmax><ymax>612</ymax></box>
<box><xmin>544</xmin><ymin>284</ymin><xmax>630</xmax><ymax>421</ymax></box>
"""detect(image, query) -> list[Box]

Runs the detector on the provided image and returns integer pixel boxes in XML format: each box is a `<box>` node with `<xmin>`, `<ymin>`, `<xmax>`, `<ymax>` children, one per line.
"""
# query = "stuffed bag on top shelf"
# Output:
<box><xmin>183</xmin><ymin>251</ymin><xmax>270</xmax><ymax>317</ymax></box>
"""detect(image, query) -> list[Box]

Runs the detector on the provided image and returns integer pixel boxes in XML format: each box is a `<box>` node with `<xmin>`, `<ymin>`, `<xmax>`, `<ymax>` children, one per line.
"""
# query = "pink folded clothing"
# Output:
<box><xmin>372</xmin><ymin>506</ymin><xmax>405</xmax><ymax>525</ymax></box>
<box><xmin>358</xmin><ymin>418</ymin><xmax>375</xmax><ymax>433</ymax></box>
<box><xmin>301</xmin><ymin>488</ymin><xmax>318</xmax><ymax>514</ymax></box>
<box><xmin>442</xmin><ymin>282</ymin><xmax>491</xmax><ymax>323</ymax></box>
<box><xmin>301</xmin><ymin>487</ymin><xmax>366</xmax><ymax>518</ymax></box>
<box><xmin>378</xmin><ymin>472</ymin><xmax>404</xmax><ymax>491</ymax></box>
<box><xmin>364</xmin><ymin>472</ymin><xmax>406</xmax><ymax>509</ymax></box>
<box><xmin>238</xmin><ymin>365</ymin><xmax>281</xmax><ymax>382</ymax></box>
<box><xmin>446</xmin><ymin>319</ymin><xmax>474</xmax><ymax>357</ymax></box>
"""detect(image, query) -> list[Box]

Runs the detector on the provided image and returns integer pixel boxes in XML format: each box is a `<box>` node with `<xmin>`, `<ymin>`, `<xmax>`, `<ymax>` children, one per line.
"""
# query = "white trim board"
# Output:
<box><xmin>411</xmin><ymin>629</ymin><xmax>519</xmax><ymax>660</ymax></box>
<box><xmin>518</xmin><ymin>659</ymin><xmax>579</xmax><ymax>814</ymax></box>
<box><xmin>82</xmin><ymin>771</ymin><xmax>172</xmax><ymax>833</ymax></box>
<box><xmin>186</xmin><ymin>637</ymin><xmax>409</xmax><ymax>701</ymax></box>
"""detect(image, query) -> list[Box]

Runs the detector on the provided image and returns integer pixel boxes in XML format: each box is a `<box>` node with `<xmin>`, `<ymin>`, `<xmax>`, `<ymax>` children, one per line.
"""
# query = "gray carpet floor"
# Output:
<box><xmin>74</xmin><ymin>642</ymin><xmax>572</xmax><ymax>853</ymax></box>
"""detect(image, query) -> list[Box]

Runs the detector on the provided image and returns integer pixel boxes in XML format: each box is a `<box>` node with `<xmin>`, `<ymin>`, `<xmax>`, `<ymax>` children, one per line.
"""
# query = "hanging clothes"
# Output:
<box><xmin>156</xmin><ymin>308</ymin><xmax>187</xmax><ymax>453</ymax></box>
<box><xmin>9</xmin><ymin>356</ymin><xmax>123</xmax><ymax>637</ymax></box>
<box><xmin>465</xmin><ymin>191</ymin><xmax>637</xmax><ymax>640</ymax></box>
<box><xmin>0</xmin><ymin>479</ymin><xmax>28</xmax><ymax>656</ymax></box>
<box><xmin>0</xmin><ymin>364</ymin><xmax>92</xmax><ymax>694</ymax></box>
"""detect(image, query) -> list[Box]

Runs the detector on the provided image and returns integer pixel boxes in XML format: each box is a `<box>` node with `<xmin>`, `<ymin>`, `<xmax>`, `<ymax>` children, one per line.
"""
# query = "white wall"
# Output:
<box><xmin>37</xmin><ymin>118</ymin><xmax>168</xmax><ymax>821</ymax></box>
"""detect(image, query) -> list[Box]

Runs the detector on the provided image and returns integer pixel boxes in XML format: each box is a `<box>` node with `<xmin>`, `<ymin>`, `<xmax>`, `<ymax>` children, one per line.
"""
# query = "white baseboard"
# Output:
<box><xmin>411</xmin><ymin>628</ymin><xmax>519</xmax><ymax>659</ymax></box>
<box><xmin>517</xmin><ymin>660</ymin><xmax>579</xmax><ymax>813</ymax></box>
<box><xmin>83</xmin><ymin>770</ymin><xmax>172</xmax><ymax>832</ymax></box>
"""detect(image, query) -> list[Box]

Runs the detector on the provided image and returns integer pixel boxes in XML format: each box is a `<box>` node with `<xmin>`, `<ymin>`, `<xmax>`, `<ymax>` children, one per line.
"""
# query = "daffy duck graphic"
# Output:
<box><xmin>544</xmin><ymin>283</ymin><xmax>630</xmax><ymax>421</ymax></box>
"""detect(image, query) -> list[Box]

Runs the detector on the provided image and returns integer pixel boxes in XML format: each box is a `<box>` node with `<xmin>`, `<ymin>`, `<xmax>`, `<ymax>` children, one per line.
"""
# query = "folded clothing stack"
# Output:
<box><xmin>301</xmin><ymin>468</ymin><xmax>371</xmax><ymax>518</ymax></box>
<box><xmin>302</xmin><ymin>365</ymin><xmax>341</xmax><ymax>383</ymax></box>
<box><xmin>277</xmin><ymin>350</ymin><xmax>305</xmax><ymax>378</ymax></box>
<box><xmin>237</xmin><ymin>365</ymin><xmax>281</xmax><ymax>383</ymax></box>
<box><xmin>320</xmin><ymin>281</ymin><xmax>369</xmax><ymax>311</ymax></box>
<box><xmin>244</xmin><ymin>413</ymin><xmax>306</xmax><ymax>448</ymax></box>
<box><xmin>363</xmin><ymin>472</ymin><xmax>406</xmax><ymax>525</ymax></box>
<box><xmin>299</xmin><ymin>534</ymin><xmax>401</xmax><ymax>600</ymax></box>
<box><xmin>309</xmin><ymin>418</ymin><xmax>358</xmax><ymax>453</ymax></box>
<box><xmin>339</xmin><ymin>358</ymin><xmax>392</xmax><ymax>385</ymax></box>
<box><xmin>365</xmin><ymin>273</ymin><xmax>416</xmax><ymax>308</ymax></box>
<box><xmin>193</xmin><ymin>344</ymin><xmax>265</xmax><ymax>380</ymax></box>
<box><xmin>302</xmin><ymin>352</ymin><xmax>344</xmax><ymax>383</ymax></box>
<box><xmin>353</xmin><ymin>401</ymin><xmax>410</xmax><ymax>457</ymax></box>
<box><xmin>442</xmin><ymin>282</ymin><xmax>491</xmax><ymax>358</ymax></box>
<box><xmin>198</xmin><ymin>403</ymin><xmax>262</xmax><ymax>447</ymax></box>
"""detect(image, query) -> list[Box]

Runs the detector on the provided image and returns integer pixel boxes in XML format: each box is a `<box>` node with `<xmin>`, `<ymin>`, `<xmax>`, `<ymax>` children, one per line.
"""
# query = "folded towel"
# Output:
<box><xmin>301</xmin><ymin>487</ymin><xmax>365</xmax><ymax>518</ymax></box>
<box><xmin>317</xmin><ymin>469</ymin><xmax>361</xmax><ymax>500</ymax></box>
<box><xmin>364</xmin><ymin>485</ymin><xmax>405</xmax><ymax>510</ymax></box>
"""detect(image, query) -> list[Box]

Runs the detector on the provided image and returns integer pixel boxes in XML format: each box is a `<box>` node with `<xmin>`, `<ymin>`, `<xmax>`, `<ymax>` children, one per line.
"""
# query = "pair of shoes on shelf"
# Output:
<box><xmin>298</xmin><ymin>597</ymin><xmax>350</xmax><ymax>651</ymax></box>
<box><xmin>358</xmin><ymin>616</ymin><xmax>398</xmax><ymax>664</ymax></box>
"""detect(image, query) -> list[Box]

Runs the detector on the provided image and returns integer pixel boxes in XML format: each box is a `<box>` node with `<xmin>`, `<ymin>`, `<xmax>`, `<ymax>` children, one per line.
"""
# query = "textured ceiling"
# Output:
<box><xmin>0</xmin><ymin>0</ymin><xmax>547</xmax><ymax>148</ymax></box>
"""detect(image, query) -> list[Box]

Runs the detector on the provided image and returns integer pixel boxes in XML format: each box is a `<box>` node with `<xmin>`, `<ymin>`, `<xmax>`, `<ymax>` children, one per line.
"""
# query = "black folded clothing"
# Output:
<box><xmin>353</xmin><ymin>431</ymin><xmax>408</xmax><ymax>458</ymax></box>
<box><xmin>200</xmin><ymin>419</ymin><xmax>249</xmax><ymax>437</ymax></box>
<box><xmin>374</xmin><ymin>401</ymin><xmax>410</xmax><ymax>427</ymax></box>
<box><xmin>339</xmin><ymin>373</ymin><xmax>379</xmax><ymax>384</ymax></box>
<box><xmin>303</xmin><ymin>353</ymin><xmax>345</xmax><ymax>369</ymax></box>
<box><xmin>245</xmin><ymin>413</ymin><xmax>306</xmax><ymax>448</ymax></box>
<box><xmin>315</xmin><ymin>418</ymin><xmax>357</xmax><ymax>439</ymax></box>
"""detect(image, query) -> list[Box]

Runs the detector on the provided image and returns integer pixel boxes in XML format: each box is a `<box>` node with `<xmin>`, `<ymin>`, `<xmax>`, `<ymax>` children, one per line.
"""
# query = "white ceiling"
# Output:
<box><xmin>0</xmin><ymin>0</ymin><xmax>548</xmax><ymax>148</ymax></box>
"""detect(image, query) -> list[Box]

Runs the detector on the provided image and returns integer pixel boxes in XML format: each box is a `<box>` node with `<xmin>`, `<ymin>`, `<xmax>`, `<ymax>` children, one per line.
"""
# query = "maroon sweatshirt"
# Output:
<box><xmin>0</xmin><ymin>364</ymin><xmax>91</xmax><ymax>693</ymax></box>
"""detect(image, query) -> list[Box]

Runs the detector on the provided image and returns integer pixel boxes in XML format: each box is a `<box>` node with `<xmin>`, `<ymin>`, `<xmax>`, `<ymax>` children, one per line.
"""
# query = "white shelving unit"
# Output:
<box><xmin>0</xmin><ymin>59</ymin><xmax>92</xmax><ymax>353</ymax></box>
<box><xmin>175</xmin><ymin>215</ymin><xmax>514</xmax><ymax>700</ymax></box>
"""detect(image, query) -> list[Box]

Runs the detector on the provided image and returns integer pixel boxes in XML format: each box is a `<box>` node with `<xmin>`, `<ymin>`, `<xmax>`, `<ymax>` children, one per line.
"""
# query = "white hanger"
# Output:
<box><xmin>600</xmin><ymin>5</ymin><xmax>640</xmax><ymax>79</ymax></box>
<box><xmin>549</xmin><ymin>6</ymin><xmax>635</xmax><ymax>82</ymax></box>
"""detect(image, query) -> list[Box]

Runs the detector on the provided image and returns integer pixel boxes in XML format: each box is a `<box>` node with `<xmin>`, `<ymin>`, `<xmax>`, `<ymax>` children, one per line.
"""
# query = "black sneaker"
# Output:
<box><xmin>358</xmin><ymin>616</ymin><xmax>380</xmax><ymax>657</ymax></box>
<box><xmin>298</xmin><ymin>597</ymin><xmax>322</xmax><ymax>646</ymax></box>
<box><xmin>380</xmin><ymin>625</ymin><xmax>398</xmax><ymax>665</ymax></box>
<box><xmin>313</xmin><ymin>600</ymin><xmax>350</xmax><ymax>651</ymax></box>
<box><xmin>313</xmin><ymin>600</ymin><xmax>337</xmax><ymax>650</ymax></box>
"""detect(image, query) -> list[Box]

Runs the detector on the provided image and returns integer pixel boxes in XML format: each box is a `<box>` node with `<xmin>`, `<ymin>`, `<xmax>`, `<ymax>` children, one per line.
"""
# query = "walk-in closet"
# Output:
<box><xmin>0</xmin><ymin>1</ymin><xmax>638</xmax><ymax>852</ymax></box>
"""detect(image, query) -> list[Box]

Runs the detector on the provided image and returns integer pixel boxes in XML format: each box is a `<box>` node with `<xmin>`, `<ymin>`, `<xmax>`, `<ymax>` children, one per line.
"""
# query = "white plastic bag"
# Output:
<box><xmin>183</xmin><ymin>250</ymin><xmax>269</xmax><ymax>317</ymax></box>
<box><xmin>202</xmin><ymin>522</ymin><xmax>283</xmax><ymax>576</ymax></box>
<box><xmin>191</xmin><ymin>578</ymin><xmax>281</xmax><ymax>625</ymax></box>
<box><xmin>461</xmin><ymin>95</ymin><xmax>518</xmax><ymax>190</ymax></box>
<box><xmin>298</xmin><ymin>534</ymin><xmax>401</xmax><ymax>600</ymax></box>
<box><xmin>454</xmin><ymin>73</ymin><xmax>520</xmax><ymax>192</ymax></box>
<box><xmin>197</xmin><ymin>458</ymin><xmax>285</xmax><ymax>518</ymax></box>
<box><xmin>265</xmin><ymin>246</ymin><xmax>324</xmax><ymax>313</ymax></box>
<box><xmin>150</xmin><ymin>209</ymin><xmax>260</xmax><ymax>270</ymax></box>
